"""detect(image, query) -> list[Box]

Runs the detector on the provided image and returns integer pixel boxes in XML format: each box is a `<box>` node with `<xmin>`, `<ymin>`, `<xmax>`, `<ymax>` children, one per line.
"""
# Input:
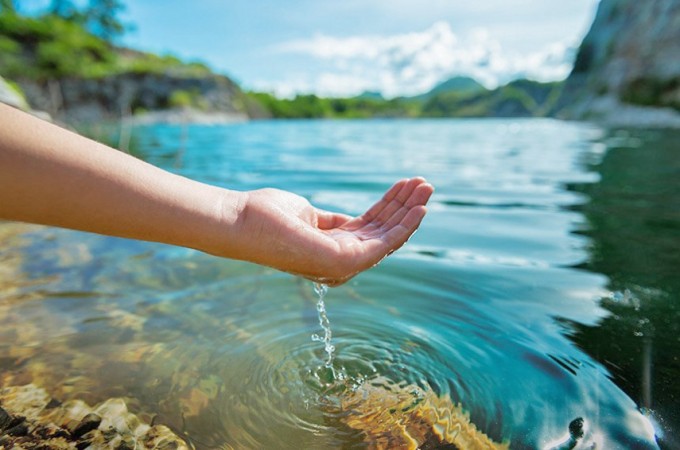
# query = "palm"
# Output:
<box><xmin>240</xmin><ymin>178</ymin><xmax>433</xmax><ymax>286</ymax></box>
<box><xmin>315</xmin><ymin>178</ymin><xmax>434</xmax><ymax>282</ymax></box>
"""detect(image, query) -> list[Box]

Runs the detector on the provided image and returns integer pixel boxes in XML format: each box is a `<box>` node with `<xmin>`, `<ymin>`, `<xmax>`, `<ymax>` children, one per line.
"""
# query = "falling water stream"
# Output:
<box><xmin>310</xmin><ymin>283</ymin><xmax>348</xmax><ymax>386</ymax></box>
<box><xmin>310</xmin><ymin>283</ymin><xmax>334</xmax><ymax>368</ymax></box>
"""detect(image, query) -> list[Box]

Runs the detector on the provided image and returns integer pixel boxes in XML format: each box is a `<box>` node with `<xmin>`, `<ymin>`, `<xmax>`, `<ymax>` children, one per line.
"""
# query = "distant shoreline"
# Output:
<box><xmin>129</xmin><ymin>108</ymin><xmax>249</xmax><ymax>125</ymax></box>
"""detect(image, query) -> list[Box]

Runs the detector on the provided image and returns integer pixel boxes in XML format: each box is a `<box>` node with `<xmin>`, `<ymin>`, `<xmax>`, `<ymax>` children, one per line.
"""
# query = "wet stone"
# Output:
<box><xmin>0</xmin><ymin>406</ymin><xmax>12</xmax><ymax>430</ymax></box>
<box><xmin>116</xmin><ymin>436</ymin><xmax>136</xmax><ymax>450</ymax></box>
<box><xmin>71</xmin><ymin>412</ymin><xmax>102</xmax><ymax>438</ymax></box>
<box><xmin>76</xmin><ymin>429</ymin><xmax>99</xmax><ymax>450</ymax></box>
<box><xmin>45</xmin><ymin>397</ymin><xmax>62</xmax><ymax>409</ymax></box>
<box><xmin>34</xmin><ymin>422</ymin><xmax>71</xmax><ymax>439</ymax></box>
<box><xmin>0</xmin><ymin>384</ymin><xmax>190</xmax><ymax>449</ymax></box>
<box><xmin>6</xmin><ymin>421</ymin><xmax>29</xmax><ymax>436</ymax></box>
<box><xmin>569</xmin><ymin>417</ymin><xmax>585</xmax><ymax>439</ymax></box>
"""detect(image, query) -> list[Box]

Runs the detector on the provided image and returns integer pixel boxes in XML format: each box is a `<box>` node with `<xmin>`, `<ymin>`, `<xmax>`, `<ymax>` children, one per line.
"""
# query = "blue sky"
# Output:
<box><xmin>21</xmin><ymin>0</ymin><xmax>600</xmax><ymax>97</ymax></box>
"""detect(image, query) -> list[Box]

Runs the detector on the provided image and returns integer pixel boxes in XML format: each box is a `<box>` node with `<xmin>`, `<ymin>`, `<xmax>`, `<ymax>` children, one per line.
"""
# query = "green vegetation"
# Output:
<box><xmin>622</xmin><ymin>77</ymin><xmax>680</xmax><ymax>111</ymax></box>
<box><xmin>0</xmin><ymin>6</ymin><xmax>211</xmax><ymax>81</ymax></box>
<box><xmin>250</xmin><ymin>78</ymin><xmax>563</xmax><ymax>119</ymax></box>
<box><xmin>168</xmin><ymin>89</ymin><xmax>210</xmax><ymax>110</ymax></box>
<box><xmin>0</xmin><ymin>3</ymin><xmax>565</xmax><ymax>120</ymax></box>
<box><xmin>249</xmin><ymin>92</ymin><xmax>420</xmax><ymax>119</ymax></box>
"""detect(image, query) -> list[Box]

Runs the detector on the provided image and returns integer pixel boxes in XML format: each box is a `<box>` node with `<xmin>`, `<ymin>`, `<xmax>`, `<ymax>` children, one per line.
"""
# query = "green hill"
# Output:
<box><xmin>0</xmin><ymin>7</ymin><xmax>264</xmax><ymax>122</ymax></box>
<box><xmin>422</xmin><ymin>79</ymin><xmax>563</xmax><ymax>118</ymax></box>
<box><xmin>413</xmin><ymin>76</ymin><xmax>486</xmax><ymax>102</ymax></box>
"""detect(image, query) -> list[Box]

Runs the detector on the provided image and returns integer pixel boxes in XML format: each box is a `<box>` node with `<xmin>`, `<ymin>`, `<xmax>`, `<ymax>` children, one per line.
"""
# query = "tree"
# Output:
<box><xmin>85</xmin><ymin>0</ymin><xmax>126</xmax><ymax>42</ymax></box>
<box><xmin>0</xmin><ymin>0</ymin><xmax>16</xmax><ymax>13</ymax></box>
<box><xmin>49</xmin><ymin>0</ymin><xmax>78</xmax><ymax>19</ymax></box>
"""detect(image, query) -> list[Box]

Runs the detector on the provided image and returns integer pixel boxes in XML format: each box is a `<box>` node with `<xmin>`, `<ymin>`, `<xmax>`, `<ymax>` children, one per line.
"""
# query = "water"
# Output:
<box><xmin>310</xmin><ymin>283</ymin><xmax>335</xmax><ymax>370</ymax></box>
<box><xmin>1</xmin><ymin>119</ymin><xmax>678</xmax><ymax>449</ymax></box>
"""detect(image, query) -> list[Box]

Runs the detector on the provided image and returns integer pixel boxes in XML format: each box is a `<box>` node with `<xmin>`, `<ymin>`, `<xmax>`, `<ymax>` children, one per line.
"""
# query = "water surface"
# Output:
<box><xmin>1</xmin><ymin>119</ymin><xmax>677</xmax><ymax>448</ymax></box>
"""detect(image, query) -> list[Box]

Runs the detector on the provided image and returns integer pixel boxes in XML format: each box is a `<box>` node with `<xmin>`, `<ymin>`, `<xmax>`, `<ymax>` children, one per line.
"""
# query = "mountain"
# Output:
<box><xmin>354</xmin><ymin>91</ymin><xmax>385</xmax><ymax>101</ymax></box>
<box><xmin>557</xmin><ymin>0</ymin><xmax>680</xmax><ymax>127</ymax></box>
<box><xmin>413</xmin><ymin>76</ymin><xmax>486</xmax><ymax>102</ymax></box>
<box><xmin>421</xmin><ymin>78</ymin><xmax>562</xmax><ymax>118</ymax></box>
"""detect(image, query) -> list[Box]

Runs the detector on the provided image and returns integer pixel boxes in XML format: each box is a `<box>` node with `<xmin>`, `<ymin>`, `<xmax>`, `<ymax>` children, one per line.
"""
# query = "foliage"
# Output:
<box><xmin>168</xmin><ymin>89</ymin><xmax>209</xmax><ymax>110</ymax></box>
<box><xmin>0</xmin><ymin>9</ymin><xmax>212</xmax><ymax>81</ymax></box>
<box><xmin>248</xmin><ymin>92</ymin><xmax>419</xmax><ymax>119</ymax></box>
<box><xmin>121</xmin><ymin>52</ymin><xmax>212</xmax><ymax>77</ymax></box>
<box><xmin>0</xmin><ymin>0</ymin><xmax>15</xmax><ymax>13</ymax></box>
<box><xmin>0</xmin><ymin>11</ymin><xmax>116</xmax><ymax>79</ymax></box>
<box><xmin>622</xmin><ymin>77</ymin><xmax>680</xmax><ymax>111</ymax></box>
<box><xmin>49</xmin><ymin>0</ymin><xmax>79</xmax><ymax>18</ymax></box>
<box><xmin>248</xmin><ymin>79</ymin><xmax>563</xmax><ymax>120</ymax></box>
<box><xmin>84</xmin><ymin>0</ymin><xmax>126</xmax><ymax>42</ymax></box>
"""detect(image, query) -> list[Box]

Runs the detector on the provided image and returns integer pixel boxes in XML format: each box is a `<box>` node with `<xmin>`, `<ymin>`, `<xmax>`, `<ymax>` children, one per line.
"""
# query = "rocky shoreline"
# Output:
<box><xmin>0</xmin><ymin>384</ymin><xmax>190</xmax><ymax>449</ymax></box>
<box><xmin>130</xmin><ymin>108</ymin><xmax>249</xmax><ymax>126</ymax></box>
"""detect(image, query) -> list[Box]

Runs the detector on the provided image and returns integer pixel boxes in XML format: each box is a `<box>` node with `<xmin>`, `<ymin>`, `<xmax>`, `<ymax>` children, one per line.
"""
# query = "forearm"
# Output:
<box><xmin>0</xmin><ymin>103</ymin><xmax>432</xmax><ymax>285</ymax></box>
<box><xmin>0</xmin><ymin>103</ymin><xmax>242</xmax><ymax>254</ymax></box>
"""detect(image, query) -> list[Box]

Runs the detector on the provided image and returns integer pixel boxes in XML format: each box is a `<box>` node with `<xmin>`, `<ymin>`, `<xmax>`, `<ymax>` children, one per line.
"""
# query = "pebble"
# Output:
<box><xmin>0</xmin><ymin>384</ymin><xmax>189</xmax><ymax>449</ymax></box>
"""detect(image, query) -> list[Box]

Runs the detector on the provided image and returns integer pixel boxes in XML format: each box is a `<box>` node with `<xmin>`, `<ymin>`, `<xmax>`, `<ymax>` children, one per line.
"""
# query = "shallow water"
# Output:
<box><xmin>1</xmin><ymin>119</ymin><xmax>678</xmax><ymax>448</ymax></box>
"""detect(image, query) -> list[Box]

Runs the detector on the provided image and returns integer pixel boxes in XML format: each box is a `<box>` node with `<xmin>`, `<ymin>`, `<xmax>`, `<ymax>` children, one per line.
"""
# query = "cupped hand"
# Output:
<box><xmin>233</xmin><ymin>178</ymin><xmax>434</xmax><ymax>286</ymax></box>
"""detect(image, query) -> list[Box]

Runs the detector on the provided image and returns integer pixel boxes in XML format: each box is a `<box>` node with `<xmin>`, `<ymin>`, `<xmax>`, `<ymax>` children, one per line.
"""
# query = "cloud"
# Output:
<box><xmin>268</xmin><ymin>21</ymin><xmax>576</xmax><ymax>97</ymax></box>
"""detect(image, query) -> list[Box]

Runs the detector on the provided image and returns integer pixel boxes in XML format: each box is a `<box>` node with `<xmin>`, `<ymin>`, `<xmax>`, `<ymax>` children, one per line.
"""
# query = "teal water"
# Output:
<box><xmin>1</xmin><ymin>119</ymin><xmax>678</xmax><ymax>448</ymax></box>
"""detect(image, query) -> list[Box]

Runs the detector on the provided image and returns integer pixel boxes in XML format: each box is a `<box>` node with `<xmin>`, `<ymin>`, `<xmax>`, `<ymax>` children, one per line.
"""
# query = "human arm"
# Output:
<box><xmin>0</xmin><ymin>103</ymin><xmax>433</xmax><ymax>285</ymax></box>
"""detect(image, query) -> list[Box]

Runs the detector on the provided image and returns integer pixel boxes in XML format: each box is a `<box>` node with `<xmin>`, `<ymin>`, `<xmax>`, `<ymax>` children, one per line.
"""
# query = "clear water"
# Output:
<box><xmin>1</xmin><ymin>119</ymin><xmax>678</xmax><ymax>449</ymax></box>
<box><xmin>310</xmin><ymin>283</ymin><xmax>335</xmax><ymax>369</ymax></box>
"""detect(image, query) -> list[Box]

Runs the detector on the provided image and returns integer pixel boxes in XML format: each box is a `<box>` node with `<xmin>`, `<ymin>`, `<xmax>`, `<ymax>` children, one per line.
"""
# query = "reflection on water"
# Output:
<box><xmin>0</xmin><ymin>119</ymin><xmax>674</xmax><ymax>448</ymax></box>
<box><xmin>566</xmin><ymin>128</ymin><xmax>680</xmax><ymax>449</ymax></box>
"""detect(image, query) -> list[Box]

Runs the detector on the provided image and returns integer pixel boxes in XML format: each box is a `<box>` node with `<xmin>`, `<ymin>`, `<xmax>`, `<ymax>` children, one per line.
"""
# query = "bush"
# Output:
<box><xmin>0</xmin><ymin>10</ymin><xmax>211</xmax><ymax>81</ymax></box>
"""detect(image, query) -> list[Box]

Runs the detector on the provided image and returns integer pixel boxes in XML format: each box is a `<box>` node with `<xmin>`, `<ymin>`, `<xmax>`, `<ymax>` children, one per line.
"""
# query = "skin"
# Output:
<box><xmin>0</xmin><ymin>103</ymin><xmax>433</xmax><ymax>285</ymax></box>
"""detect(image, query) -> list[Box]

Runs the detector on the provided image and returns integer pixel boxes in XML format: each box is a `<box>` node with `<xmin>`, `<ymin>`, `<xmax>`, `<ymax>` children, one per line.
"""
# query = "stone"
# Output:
<box><xmin>337</xmin><ymin>377</ymin><xmax>508</xmax><ymax>450</ymax></box>
<box><xmin>0</xmin><ymin>406</ymin><xmax>12</xmax><ymax>431</ymax></box>
<box><xmin>6</xmin><ymin>421</ymin><xmax>29</xmax><ymax>436</ymax></box>
<box><xmin>569</xmin><ymin>417</ymin><xmax>585</xmax><ymax>439</ymax></box>
<box><xmin>557</xmin><ymin>0</ymin><xmax>680</xmax><ymax>127</ymax></box>
<box><xmin>71</xmin><ymin>412</ymin><xmax>102</xmax><ymax>438</ymax></box>
<box><xmin>0</xmin><ymin>384</ymin><xmax>190</xmax><ymax>449</ymax></box>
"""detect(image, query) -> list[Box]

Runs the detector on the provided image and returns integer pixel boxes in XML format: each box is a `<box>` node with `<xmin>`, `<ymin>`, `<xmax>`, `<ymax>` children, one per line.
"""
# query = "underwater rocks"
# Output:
<box><xmin>0</xmin><ymin>384</ymin><xmax>189</xmax><ymax>449</ymax></box>
<box><xmin>338</xmin><ymin>378</ymin><xmax>508</xmax><ymax>450</ymax></box>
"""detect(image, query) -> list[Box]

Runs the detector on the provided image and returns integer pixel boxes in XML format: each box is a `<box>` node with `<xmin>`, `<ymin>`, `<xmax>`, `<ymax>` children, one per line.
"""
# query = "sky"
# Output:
<box><xmin>21</xmin><ymin>0</ymin><xmax>601</xmax><ymax>98</ymax></box>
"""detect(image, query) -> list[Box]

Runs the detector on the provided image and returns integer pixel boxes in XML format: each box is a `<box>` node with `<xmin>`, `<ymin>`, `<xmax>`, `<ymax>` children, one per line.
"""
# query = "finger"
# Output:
<box><xmin>361</xmin><ymin>178</ymin><xmax>409</xmax><ymax>223</ymax></box>
<box><xmin>373</xmin><ymin>177</ymin><xmax>427</xmax><ymax>225</ymax></box>
<box><xmin>379</xmin><ymin>205</ymin><xmax>428</xmax><ymax>252</ymax></box>
<box><xmin>377</xmin><ymin>182</ymin><xmax>434</xmax><ymax>231</ymax></box>
<box><xmin>316</xmin><ymin>209</ymin><xmax>353</xmax><ymax>230</ymax></box>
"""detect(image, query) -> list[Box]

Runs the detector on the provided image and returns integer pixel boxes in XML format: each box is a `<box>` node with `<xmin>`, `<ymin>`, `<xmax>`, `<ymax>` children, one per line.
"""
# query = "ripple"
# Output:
<box><xmin>207</xmin><ymin>300</ymin><xmax>479</xmax><ymax>448</ymax></box>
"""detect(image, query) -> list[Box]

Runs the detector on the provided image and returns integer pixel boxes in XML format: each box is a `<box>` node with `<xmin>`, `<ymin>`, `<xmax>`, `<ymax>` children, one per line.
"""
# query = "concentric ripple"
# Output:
<box><xmin>201</xmin><ymin>280</ymin><xmax>485</xmax><ymax>448</ymax></box>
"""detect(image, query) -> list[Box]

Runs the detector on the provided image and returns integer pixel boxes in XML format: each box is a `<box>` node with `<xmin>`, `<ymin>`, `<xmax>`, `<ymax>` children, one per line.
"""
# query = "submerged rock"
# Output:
<box><xmin>337</xmin><ymin>378</ymin><xmax>508</xmax><ymax>450</ymax></box>
<box><xmin>0</xmin><ymin>384</ymin><xmax>190</xmax><ymax>449</ymax></box>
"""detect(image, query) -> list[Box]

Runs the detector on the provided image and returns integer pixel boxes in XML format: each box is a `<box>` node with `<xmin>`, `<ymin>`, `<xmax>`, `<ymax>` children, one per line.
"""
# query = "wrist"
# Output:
<box><xmin>199</xmin><ymin>187</ymin><xmax>249</xmax><ymax>258</ymax></box>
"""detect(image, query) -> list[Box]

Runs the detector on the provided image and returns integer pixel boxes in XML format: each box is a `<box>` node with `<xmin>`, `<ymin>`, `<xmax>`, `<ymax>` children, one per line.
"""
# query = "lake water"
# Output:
<box><xmin>1</xmin><ymin>119</ymin><xmax>678</xmax><ymax>449</ymax></box>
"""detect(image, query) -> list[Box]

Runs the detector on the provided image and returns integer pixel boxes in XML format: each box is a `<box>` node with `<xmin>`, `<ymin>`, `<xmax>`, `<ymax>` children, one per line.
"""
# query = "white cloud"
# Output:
<box><xmin>268</xmin><ymin>21</ymin><xmax>576</xmax><ymax>98</ymax></box>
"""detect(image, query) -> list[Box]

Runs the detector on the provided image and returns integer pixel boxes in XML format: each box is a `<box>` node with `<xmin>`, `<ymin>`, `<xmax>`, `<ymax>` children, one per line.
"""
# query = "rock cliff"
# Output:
<box><xmin>557</xmin><ymin>0</ymin><xmax>680</xmax><ymax>127</ymax></box>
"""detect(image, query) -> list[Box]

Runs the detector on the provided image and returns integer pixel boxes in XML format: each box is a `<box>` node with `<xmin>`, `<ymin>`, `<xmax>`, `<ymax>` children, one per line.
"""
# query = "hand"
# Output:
<box><xmin>228</xmin><ymin>178</ymin><xmax>434</xmax><ymax>286</ymax></box>
<box><xmin>0</xmin><ymin>104</ymin><xmax>431</xmax><ymax>285</ymax></box>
